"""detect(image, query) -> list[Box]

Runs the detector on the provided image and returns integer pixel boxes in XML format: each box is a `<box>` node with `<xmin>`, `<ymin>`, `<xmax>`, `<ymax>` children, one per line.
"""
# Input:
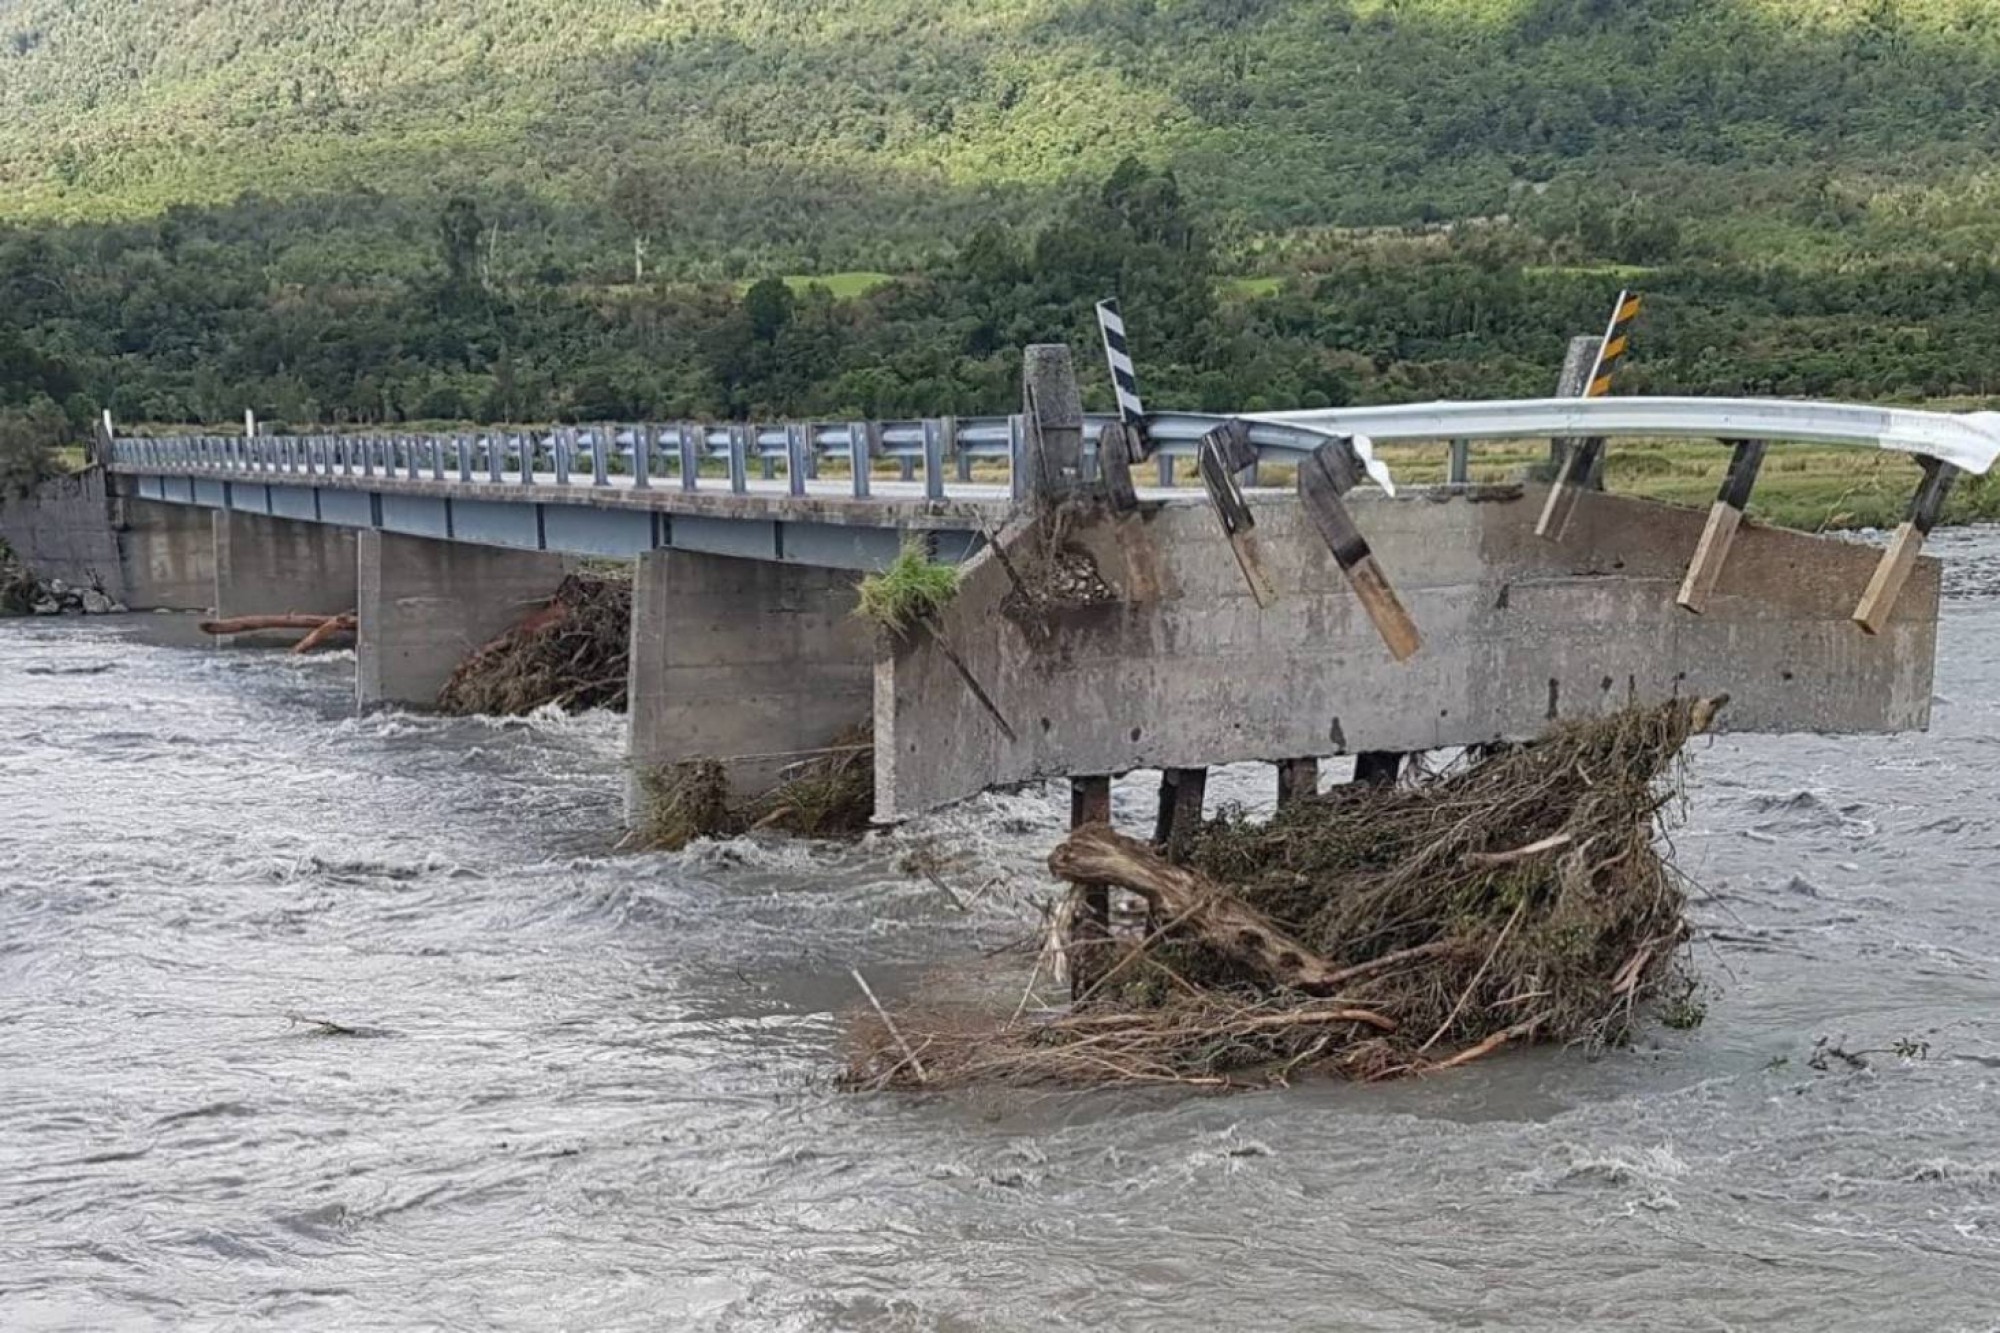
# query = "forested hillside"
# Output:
<box><xmin>4</xmin><ymin>0</ymin><xmax>2000</xmax><ymax>446</ymax></box>
<box><xmin>7</xmin><ymin>0</ymin><xmax>2000</xmax><ymax>272</ymax></box>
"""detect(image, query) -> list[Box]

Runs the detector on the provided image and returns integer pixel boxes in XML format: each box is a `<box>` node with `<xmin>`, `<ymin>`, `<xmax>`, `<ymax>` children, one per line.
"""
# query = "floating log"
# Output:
<box><xmin>291</xmin><ymin>613</ymin><xmax>358</xmax><ymax>655</ymax></box>
<box><xmin>198</xmin><ymin>613</ymin><xmax>348</xmax><ymax>636</ymax></box>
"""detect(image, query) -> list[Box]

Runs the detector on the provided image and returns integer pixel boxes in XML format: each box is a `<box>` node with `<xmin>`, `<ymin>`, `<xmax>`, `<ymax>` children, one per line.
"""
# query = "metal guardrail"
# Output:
<box><xmin>1257</xmin><ymin>397</ymin><xmax>2000</xmax><ymax>476</ymax></box>
<box><xmin>105</xmin><ymin>396</ymin><xmax>2000</xmax><ymax>505</ymax></box>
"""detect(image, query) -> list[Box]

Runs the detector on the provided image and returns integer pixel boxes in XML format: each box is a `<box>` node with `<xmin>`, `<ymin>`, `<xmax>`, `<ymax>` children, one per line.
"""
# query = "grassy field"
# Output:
<box><xmin>1371</xmin><ymin>439</ymin><xmax>2000</xmax><ymax>532</ymax></box>
<box><xmin>728</xmin><ymin>273</ymin><xmax>898</xmax><ymax>300</ymax></box>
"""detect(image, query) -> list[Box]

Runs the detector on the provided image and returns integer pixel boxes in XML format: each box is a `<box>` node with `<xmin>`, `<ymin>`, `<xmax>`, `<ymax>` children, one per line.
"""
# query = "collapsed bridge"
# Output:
<box><xmin>87</xmin><ymin>336</ymin><xmax>1999</xmax><ymax>829</ymax></box>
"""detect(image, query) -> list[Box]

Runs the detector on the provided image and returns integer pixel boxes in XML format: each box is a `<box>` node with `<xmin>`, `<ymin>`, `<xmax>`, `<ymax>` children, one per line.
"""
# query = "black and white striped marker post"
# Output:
<box><xmin>1853</xmin><ymin>454</ymin><xmax>1959</xmax><ymax>635</ymax></box>
<box><xmin>1675</xmin><ymin>438</ymin><xmax>1766</xmax><ymax>614</ymax></box>
<box><xmin>1095</xmin><ymin>299</ymin><xmax>1150</xmax><ymax>510</ymax></box>
<box><xmin>1537</xmin><ymin>288</ymin><xmax>1644</xmax><ymax>539</ymax></box>
<box><xmin>1095</xmin><ymin>299</ymin><xmax>1146</xmax><ymax>429</ymax></box>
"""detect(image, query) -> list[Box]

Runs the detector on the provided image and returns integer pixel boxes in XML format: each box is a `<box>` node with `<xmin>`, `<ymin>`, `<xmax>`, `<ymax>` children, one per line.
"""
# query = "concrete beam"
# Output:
<box><xmin>873</xmin><ymin>487</ymin><xmax>1941</xmax><ymax>820</ymax></box>
<box><xmin>356</xmin><ymin>530</ymin><xmax>564</xmax><ymax>710</ymax></box>
<box><xmin>212</xmin><ymin>511</ymin><xmax>358</xmax><ymax>645</ymax></box>
<box><xmin>624</xmin><ymin>548</ymin><xmax>875</xmax><ymax>820</ymax></box>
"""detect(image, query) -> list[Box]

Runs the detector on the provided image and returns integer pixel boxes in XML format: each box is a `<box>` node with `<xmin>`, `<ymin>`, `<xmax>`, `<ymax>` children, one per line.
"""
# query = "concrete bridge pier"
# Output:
<box><xmin>212</xmin><ymin>511</ymin><xmax>359</xmax><ymax>645</ymax></box>
<box><xmin>356</xmin><ymin>530</ymin><xmax>565</xmax><ymax>711</ymax></box>
<box><xmin>623</xmin><ymin>548</ymin><xmax>874</xmax><ymax>823</ymax></box>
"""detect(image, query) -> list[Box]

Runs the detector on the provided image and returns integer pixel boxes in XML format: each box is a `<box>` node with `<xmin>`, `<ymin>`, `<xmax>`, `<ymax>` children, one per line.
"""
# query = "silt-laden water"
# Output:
<box><xmin>5</xmin><ymin>531</ymin><xmax>2000</xmax><ymax>1330</ymax></box>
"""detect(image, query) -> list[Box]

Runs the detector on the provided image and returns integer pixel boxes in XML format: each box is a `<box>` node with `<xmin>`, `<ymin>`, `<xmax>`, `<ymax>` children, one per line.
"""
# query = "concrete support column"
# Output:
<box><xmin>357</xmin><ymin>530</ymin><xmax>564</xmax><ymax>710</ymax></box>
<box><xmin>213</xmin><ymin>511</ymin><xmax>359</xmax><ymax>644</ymax></box>
<box><xmin>624</xmin><ymin>548</ymin><xmax>874</xmax><ymax>820</ymax></box>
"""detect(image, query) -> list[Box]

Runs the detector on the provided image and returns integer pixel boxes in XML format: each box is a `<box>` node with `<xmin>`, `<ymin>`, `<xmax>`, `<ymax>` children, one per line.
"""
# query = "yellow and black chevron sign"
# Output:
<box><xmin>1586</xmin><ymin>289</ymin><xmax>1643</xmax><ymax>398</ymax></box>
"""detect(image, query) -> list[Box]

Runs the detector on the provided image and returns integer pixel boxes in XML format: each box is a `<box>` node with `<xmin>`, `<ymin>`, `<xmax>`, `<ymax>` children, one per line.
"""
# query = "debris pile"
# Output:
<box><xmin>437</xmin><ymin>573</ymin><xmax>633</xmax><ymax>715</ymax></box>
<box><xmin>845</xmin><ymin>698</ymin><xmax>1719</xmax><ymax>1091</ymax></box>
<box><xmin>627</xmin><ymin>727</ymin><xmax>876</xmax><ymax>851</ymax></box>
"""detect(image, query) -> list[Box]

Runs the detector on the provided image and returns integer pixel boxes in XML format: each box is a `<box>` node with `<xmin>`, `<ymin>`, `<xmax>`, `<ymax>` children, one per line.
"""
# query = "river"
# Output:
<box><xmin>5</xmin><ymin>530</ymin><xmax>2000</xmax><ymax>1331</ymax></box>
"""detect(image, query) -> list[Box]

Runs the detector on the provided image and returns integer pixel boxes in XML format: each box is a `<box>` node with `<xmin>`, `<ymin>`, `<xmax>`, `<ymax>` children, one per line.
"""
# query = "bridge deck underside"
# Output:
<box><xmin>111</xmin><ymin>467</ymin><xmax>1019</xmax><ymax>569</ymax></box>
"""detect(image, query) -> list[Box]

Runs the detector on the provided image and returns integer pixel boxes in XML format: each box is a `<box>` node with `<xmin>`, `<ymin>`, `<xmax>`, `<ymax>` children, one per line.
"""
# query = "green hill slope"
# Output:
<box><xmin>6</xmin><ymin>0</ymin><xmax>2000</xmax><ymax>271</ymax></box>
<box><xmin>7</xmin><ymin>0</ymin><xmax>2000</xmax><ymax>455</ymax></box>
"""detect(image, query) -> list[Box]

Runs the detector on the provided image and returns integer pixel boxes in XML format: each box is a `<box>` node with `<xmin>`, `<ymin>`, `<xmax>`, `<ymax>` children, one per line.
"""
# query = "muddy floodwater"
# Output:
<box><xmin>6</xmin><ymin>530</ymin><xmax>2000</xmax><ymax>1331</ymax></box>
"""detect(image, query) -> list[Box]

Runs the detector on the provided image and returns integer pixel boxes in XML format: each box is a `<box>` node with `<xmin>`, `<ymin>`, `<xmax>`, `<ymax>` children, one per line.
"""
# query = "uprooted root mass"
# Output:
<box><xmin>846</xmin><ymin>698</ymin><xmax>1719</xmax><ymax>1091</ymax></box>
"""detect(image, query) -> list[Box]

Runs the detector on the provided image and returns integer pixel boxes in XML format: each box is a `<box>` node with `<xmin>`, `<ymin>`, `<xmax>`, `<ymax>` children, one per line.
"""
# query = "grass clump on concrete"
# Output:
<box><xmin>846</xmin><ymin>698</ymin><xmax>1719</xmax><ymax>1092</ymax></box>
<box><xmin>855</xmin><ymin>542</ymin><xmax>959</xmax><ymax>637</ymax></box>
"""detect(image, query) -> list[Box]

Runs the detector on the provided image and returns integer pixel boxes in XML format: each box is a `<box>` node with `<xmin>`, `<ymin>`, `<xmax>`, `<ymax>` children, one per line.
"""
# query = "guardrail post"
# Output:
<box><xmin>1677</xmin><ymin>439</ymin><xmax>1766</xmax><ymax>615</ymax></box>
<box><xmin>729</xmin><ymin>424</ymin><xmax>750</xmax><ymax>495</ymax></box>
<box><xmin>1448</xmin><ymin>438</ymin><xmax>1471</xmax><ymax>485</ymax></box>
<box><xmin>593</xmin><ymin>424</ymin><xmax>611</xmax><ymax>487</ymax></box>
<box><xmin>633</xmin><ymin>425</ymin><xmax>652</xmax><ymax>490</ymax></box>
<box><xmin>1854</xmin><ymin>455</ymin><xmax>1958</xmax><ymax>635</ymax></box>
<box><xmin>921</xmin><ymin>420</ymin><xmax>944</xmax><ymax>501</ymax></box>
<box><xmin>948</xmin><ymin>416</ymin><xmax>970</xmax><ymax>484</ymax></box>
<box><xmin>679</xmin><ymin>424</ymin><xmax>700</xmax><ymax>493</ymax></box>
<box><xmin>849</xmin><ymin>421</ymin><xmax>873</xmax><ymax>499</ymax></box>
<box><xmin>1299</xmin><ymin>439</ymin><xmax>1423</xmax><ymax>660</ymax></box>
<box><xmin>786</xmin><ymin>423</ymin><xmax>808</xmax><ymax>498</ymax></box>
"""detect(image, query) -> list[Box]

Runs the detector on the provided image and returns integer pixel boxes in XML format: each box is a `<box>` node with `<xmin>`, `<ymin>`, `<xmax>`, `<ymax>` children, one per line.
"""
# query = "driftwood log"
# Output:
<box><xmin>198</xmin><ymin>612</ymin><xmax>357</xmax><ymax>654</ymax></box>
<box><xmin>291</xmin><ymin>613</ymin><xmax>358</xmax><ymax>654</ymax></box>
<box><xmin>1049</xmin><ymin>824</ymin><xmax>1348</xmax><ymax>994</ymax></box>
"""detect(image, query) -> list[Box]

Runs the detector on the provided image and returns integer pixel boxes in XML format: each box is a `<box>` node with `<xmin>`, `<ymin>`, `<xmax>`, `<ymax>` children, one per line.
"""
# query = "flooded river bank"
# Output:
<box><xmin>6</xmin><ymin>531</ymin><xmax>2000</xmax><ymax>1330</ymax></box>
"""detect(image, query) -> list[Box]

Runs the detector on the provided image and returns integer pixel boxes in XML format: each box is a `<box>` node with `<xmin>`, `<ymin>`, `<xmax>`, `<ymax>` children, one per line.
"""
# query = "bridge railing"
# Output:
<box><xmin>104</xmin><ymin>397</ymin><xmax>2000</xmax><ymax>504</ymax></box>
<box><xmin>108</xmin><ymin>415</ymin><xmax>1145</xmax><ymax>503</ymax></box>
